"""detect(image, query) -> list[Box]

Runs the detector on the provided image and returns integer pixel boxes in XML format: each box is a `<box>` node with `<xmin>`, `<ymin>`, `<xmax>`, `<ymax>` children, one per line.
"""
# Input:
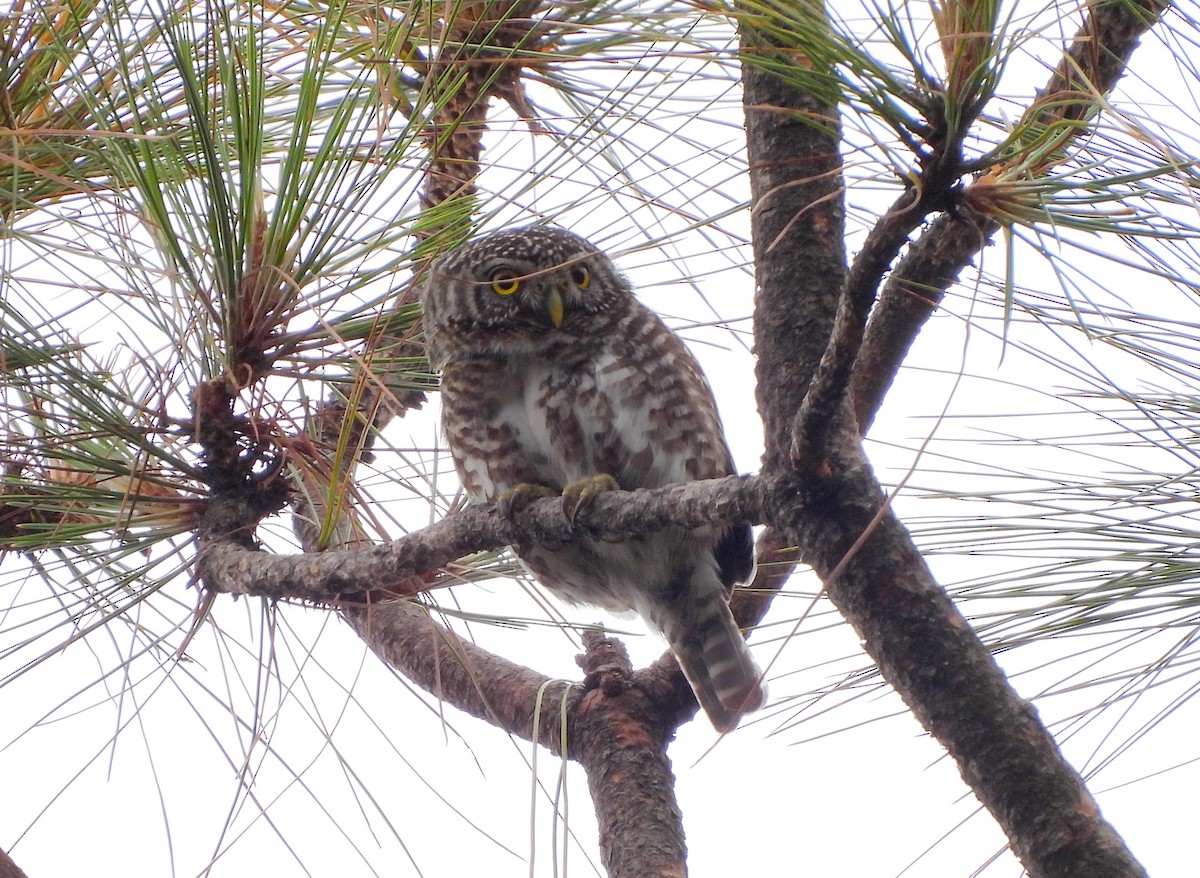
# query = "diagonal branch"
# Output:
<box><xmin>801</xmin><ymin>424</ymin><xmax>1147</xmax><ymax>878</ymax></box>
<box><xmin>203</xmin><ymin>471</ymin><xmax>788</xmax><ymax>816</ymax></box>
<box><xmin>792</xmin><ymin>112</ymin><xmax>967</xmax><ymax>463</ymax></box>
<box><xmin>343</xmin><ymin>603</ymin><xmax>694</xmax><ymax>878</ymax></box>
<box><xmin>851</xmin><ymin>207</ymin><xmax>995</xmax><ymax>430</ymax></box>
<box><xmin>850</xmin><ymin>0</ymin><xmax>1166</xmax><ymax>431</ymax></box>
<box><xmin>343</xmin><ymin>597</ymin><xmax>575</xmax><ymax>748</ymax></box>
<box><xmin>0</xmin><ymin>847</ymin><xmax>27</xmax><ymax>878</ymax></box>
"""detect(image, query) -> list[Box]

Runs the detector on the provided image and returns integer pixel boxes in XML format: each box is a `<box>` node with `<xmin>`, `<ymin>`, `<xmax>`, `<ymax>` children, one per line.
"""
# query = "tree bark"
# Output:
<box><xmin>0</xmin><ymin>848</ymin><xmax>28</xmax><ymax>878</ymax></box>
<box><xmin>738</xmin><ymin>1</ymin><xmax>1159</xmax><ymax>876</ymax></box>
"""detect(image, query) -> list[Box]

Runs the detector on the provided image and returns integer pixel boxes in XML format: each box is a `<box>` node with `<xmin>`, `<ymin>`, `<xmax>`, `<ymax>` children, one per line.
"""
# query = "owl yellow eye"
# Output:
<box><xmin>490</xmin><ymin>270</ymin><xmax>520</xmax><ymax>296</ymax></box>
<box><xmin>570</xmin><ymin>265</ymin><xmax>590</xmax><ymax>289</ymax></box>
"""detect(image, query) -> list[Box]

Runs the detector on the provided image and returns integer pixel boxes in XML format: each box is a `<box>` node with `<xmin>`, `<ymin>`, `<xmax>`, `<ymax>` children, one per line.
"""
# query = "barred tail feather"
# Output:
<box><xmin>667</xmin><ymin>597</ymin><xmax>766</xmax><ymax>733</ymax></box>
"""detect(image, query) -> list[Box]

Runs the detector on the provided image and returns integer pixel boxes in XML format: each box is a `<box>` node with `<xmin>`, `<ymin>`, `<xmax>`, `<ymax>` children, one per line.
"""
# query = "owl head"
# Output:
<box><xmin>419</xmin><ymin>226</ymin><xmax>633</xmax><ymax>368</ymax></box>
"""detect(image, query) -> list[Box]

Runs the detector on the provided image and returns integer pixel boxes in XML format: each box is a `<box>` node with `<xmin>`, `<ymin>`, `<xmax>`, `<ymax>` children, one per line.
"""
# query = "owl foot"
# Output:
<box><xmin>561</xmin><ymin>473</ymin><xmax>620</xmax><ymax>526</ymax></box>
<box><xmin>497</xmin><ymin>483</ymin><xmax>559</xmax><ymax>520</ymax></box>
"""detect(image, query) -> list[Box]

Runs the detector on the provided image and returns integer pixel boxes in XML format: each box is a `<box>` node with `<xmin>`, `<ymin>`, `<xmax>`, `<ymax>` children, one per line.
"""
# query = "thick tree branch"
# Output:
<box><xmin>0</xmin><ymin>847</ymin><xmax>27</xmax><ymax>878</ymax></box>
<box><xmin>741</xmin><ymin>2</ymin><xmax>1157</xmax><ymax>876</ymax></box>
<box><xmin>418</xmin><ymin>0</ymin><xmax>544</xmax><ymax>217</ymax></box>
<box><xmin>345</xmin><ymin>604</ymin><xmax>692</xmax><ymax>875</ymax></box>
<box><xmin>739</xmin><ymin>52</ymin><xmax>846</xmax><ymax>474</ymax></box>
<box><xmin>206</xmin><ymin>474</ymin><xmax>788</xmax><ymax>813</ymax></box>
<box><xmin>203</xmin><ymin>475</ymin><xmax>769</xmax><ymax>601</ymax></box>
<box><xmin>794</xmin><ymin>188</ymin><xmax>928</xmax><ymax>460</ymax></box>
<box><xmin>343</xmin><ymin>597</ymin><xmax>576</xmax><ymax>748</ymax></box>
<box><xmin>1039</xmin><ymin>0</ymin><xmax>1166</xmax><ymax>126</ymax></box>
<box><xmin>799</xmin><ymin>422</ymin><xmax>1147</xmax><ymax>878</ymax></box>
<box><xmin>574</xmin><ymin>633</ymin><xmax>688</xmax><ymax>878</ymax></box>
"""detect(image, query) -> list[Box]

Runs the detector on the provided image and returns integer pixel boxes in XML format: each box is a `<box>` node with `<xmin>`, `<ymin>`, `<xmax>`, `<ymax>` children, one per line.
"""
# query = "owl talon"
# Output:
<box><xmin>561</xmin><ymin>474</ymin><xmax>620</xmax><ymax>525</ymax></box>
<box><xmin>497</xmin><ymin>483</ymin><xmax>559</xmax><ymax>520</ymax></box>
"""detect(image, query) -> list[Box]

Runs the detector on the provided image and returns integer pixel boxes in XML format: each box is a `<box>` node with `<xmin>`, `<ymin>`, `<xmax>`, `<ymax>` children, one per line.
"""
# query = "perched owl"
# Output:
<box><xmin>420</xmin><ymin>226</ymin><xmax>764</xmax><ymax>731</ymax></box>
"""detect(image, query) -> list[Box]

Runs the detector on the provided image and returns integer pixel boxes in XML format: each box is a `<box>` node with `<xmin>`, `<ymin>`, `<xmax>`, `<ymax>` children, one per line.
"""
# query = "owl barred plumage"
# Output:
<box><xmin>420</xmin><ymin>226</ymin><xmax>765</xmax><ymax>731</ymax></box>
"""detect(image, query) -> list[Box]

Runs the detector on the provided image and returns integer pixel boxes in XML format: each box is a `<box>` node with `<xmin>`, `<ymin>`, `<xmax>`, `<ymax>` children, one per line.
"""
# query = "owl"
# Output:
<box><xmin>420</xmin><ymin>226</ymin><xmax>764</xmax><ymax>731</ymax></box>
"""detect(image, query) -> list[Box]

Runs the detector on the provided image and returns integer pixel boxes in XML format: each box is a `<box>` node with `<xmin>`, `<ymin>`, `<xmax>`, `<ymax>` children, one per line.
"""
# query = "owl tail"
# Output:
<box><xmin>666</xmin><ymin>598</ymin><xmax>766</xmax><ymax>733</ymax></box>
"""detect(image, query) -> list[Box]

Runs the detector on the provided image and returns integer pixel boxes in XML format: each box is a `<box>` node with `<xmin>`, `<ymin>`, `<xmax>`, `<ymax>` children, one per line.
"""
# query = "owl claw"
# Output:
<box><xmin>497</xmin><ymin>483</ymin><xmax>559</xmax><ymax>520</ymax></box>
<box><xmin>561</xmin><ymin>474</ymin><xmax>620</xmax><ymax>526</ymax></box>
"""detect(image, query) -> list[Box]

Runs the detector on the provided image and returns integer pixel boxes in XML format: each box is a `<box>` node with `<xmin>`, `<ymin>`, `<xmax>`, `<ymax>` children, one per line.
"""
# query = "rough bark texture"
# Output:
<box><xmin>740</xmin><ymin>54</ymin><xmax>846</xmax><ymax>473</ymax></box>
<box><xmin>344</xmin><ymin>601</ymin><xmax>695</xmax><ymax>873</ymax></box>
<box><xmin>344</xmin><ymin>597</ymin><xmax>575</xmax><ymax>747</ymax></box>
<box><xmin>851</xmin><ymin>209</ymin><xmax>997</xmax><ymax>431</ymax></box>
<box><xmin>739</xmin><ymin>1</ymin><xmax>1160</xmax><ymax>876</ymax></box>
<box><xmin>205</xmin><ymin>474</ymin><xmax>768</xmax><ymax>601</ymax></box>
<box><xmin>773</xmin><ymin>440</ymin><xmax>1146</xmax><ymax>877</ymax></box>
<box><xmin>1039</xmin><ymin>0</ymin><xmax>1165</xmax><ymax>127</ymax></box>
<box><xmin>0</xmin><ymin>849</ymin><xmax>27</xmax><ymax>878</ymax></box>
<box><xmin>418</xmin><ymin>0</ymin><xmax>543</xmax><ymax>218</ymax></box>
<box><xmin>574</xmin><ymin>634</ymin><xmax>687</xmax><ymax>878</ymax></box>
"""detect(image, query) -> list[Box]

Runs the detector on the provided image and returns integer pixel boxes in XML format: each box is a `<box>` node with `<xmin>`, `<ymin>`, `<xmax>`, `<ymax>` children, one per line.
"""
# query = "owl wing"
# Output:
<box><xmin>579</xmin><ymin>318</ymin><xmax>755</xmax><ymax>589</ymax></box>
<box><xmin>571</xmin><ymin>313</ymin><xmax>731</xmax><ymax>480</ymax></box>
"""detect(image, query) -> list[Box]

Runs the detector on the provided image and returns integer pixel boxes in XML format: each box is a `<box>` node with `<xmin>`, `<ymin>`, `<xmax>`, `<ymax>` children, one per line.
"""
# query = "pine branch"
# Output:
<box><xmin>802</xmin><ymin>423</ymin><xmax>1146</xmax><ymax>878</ymax></box>
<box><xmin>572</xmin><ymin>632</ymin><xmax>688</xmax><ymax>878</ymax></box>
<box><xmin>851</xmin><ymin>0</ymin><xmax>1167</xmax><ymax>431</ymax></box>
<box><xmin>342</xmin><ymin>596</ymin><xmax>574</xmax><ymax>745</ymax></box>
<box><xmin>202</xmin><ymin>475</ymin><xmax>768</xmax><ymax>601</ymax></box>
<box><xmin>850</xmin><ymin>208</ymin><xmax>995</xmax><ymax>430</ymax></box>
<box><xmin>739</xmin><ymin>51</ymin><xmax>846</xmax><ymax>474</ymax></box>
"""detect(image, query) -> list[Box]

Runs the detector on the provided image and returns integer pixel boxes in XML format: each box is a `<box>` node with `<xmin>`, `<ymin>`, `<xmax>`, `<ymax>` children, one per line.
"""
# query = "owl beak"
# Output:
<box><xmin>547</xmin><ymin>289</ymin><xmax>564</xmax><ymax>328</ymax></box>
